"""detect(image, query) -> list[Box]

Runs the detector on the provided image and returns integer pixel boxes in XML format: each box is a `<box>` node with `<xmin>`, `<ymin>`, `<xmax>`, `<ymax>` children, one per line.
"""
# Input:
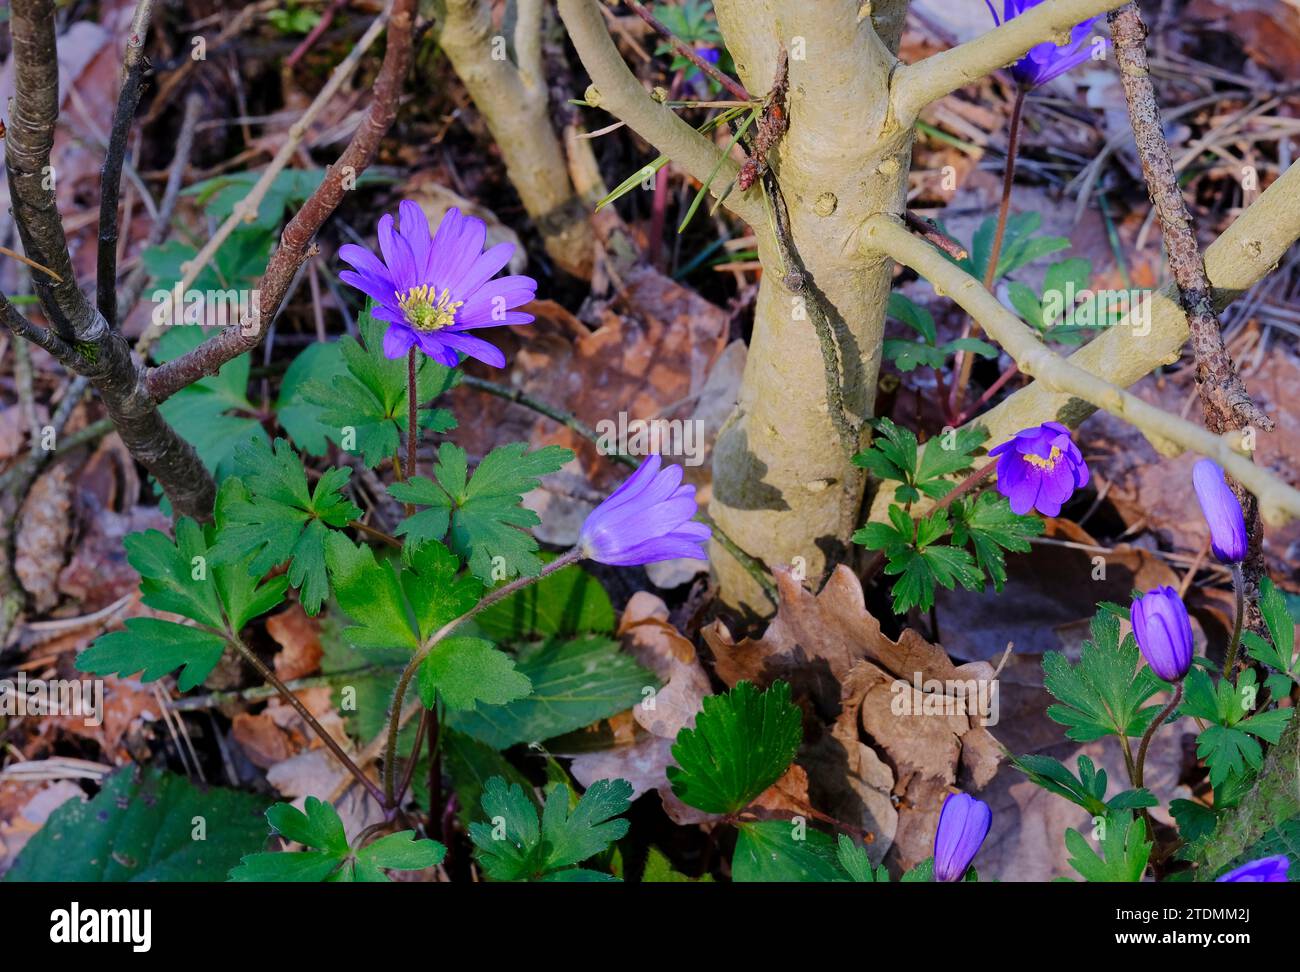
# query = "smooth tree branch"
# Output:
<box><xmin>864</xmin><ymin>214</ymin><xmax>1300</xmax><ymax>525</ymax></box>
<box><xmin>557</xmin><ymin>0</ymin><xmax>765</xmax><ymax>229</ymax></box>
<box><xmin>97</xmin><ymin>0</ymin><xmax>156</xmax><ymax>329</ymax></box>
<box><xmin>878</xmin><ymin>156</ymin><xmax>1300</xmax><ymax>525</ymax></box>
<box><xmin>3</xmin><ymin>0</ymin><xmax>215</xmax><ymax>518</ymax></box>
<box><xmin>431</xmin><ymin>0</ymin><xmax>595</xmax><ymax>277</ymax></box>
<box><xmin>891</xmin><ymin>0</ymin><xmax>1128</xmax><ymax>121</ymax></box>
<box><xmin>145</xmin><ymin>0</ymin><xmax>416</xmax><ymax>402</ymax></box>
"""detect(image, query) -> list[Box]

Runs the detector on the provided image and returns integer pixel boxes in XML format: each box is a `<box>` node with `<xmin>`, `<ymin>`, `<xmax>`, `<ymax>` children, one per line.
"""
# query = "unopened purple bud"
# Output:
<box><xmin>932</xmin><ymin>791</ymin><xmax>991</xmax><ymax>882</ymax></box>
<box><xmin>1192</xmin><ymin>459</ymin><xmax>1248</xmax><ymax>563</ymax></box>
<box><xmin>1130</xmin><ymin>586</ymin><xmax>1194</xmax><ymax>682</ymax></box>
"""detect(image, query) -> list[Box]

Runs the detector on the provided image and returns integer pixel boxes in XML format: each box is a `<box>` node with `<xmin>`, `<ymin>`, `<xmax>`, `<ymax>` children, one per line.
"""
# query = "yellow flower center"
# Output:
<box><xmin>1023</xmin><ymin>445</ymin><xmax>1062</xmax><ymax>470</ymax></box>
<box><xmin>397</xmin><ymin>285</ymin><xmax>463</xmax><ymax>331</ymax></box>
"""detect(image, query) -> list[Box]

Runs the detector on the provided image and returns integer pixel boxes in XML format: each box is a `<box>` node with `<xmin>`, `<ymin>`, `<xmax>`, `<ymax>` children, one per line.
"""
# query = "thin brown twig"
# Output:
<box><xmin>145</xmin><ymin>0</ymin><xmax>416</xmax><ymax>401</ymax></box>
<box><xmin>624</xmin><ymin>0</ymin><xmax>751</xmax><ymax>102</ymax></box>
<box><xmin>98</xmin><ymin>0</ymin><xmax>155</xmax><ymax>329</ymax></box>
<box><xmin>1109</xmin><ymin>3</ymin><xmax>1273</xmax><ymax>634</ymax></box>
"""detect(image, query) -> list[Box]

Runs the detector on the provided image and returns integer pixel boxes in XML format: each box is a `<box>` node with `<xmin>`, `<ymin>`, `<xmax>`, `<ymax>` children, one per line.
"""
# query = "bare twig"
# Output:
<box><xmin>902</xmin><ymin>211</ymin><xmax>968</xmax><ymax>261</ymax></box>
<box><xmin>624</xmin><ymin>0</ymin><xmax>751</xmax><ymax>102</ymax></box>
<box><xmin>145</xmin><ymin>0</ymin><xmax>416</xmax><ymax>401</ymax></box>
<box><xmin>558</xmin><ymin>0</ymin><xmax>764</xmax><ymax>228</ymax></box>
<box><xmin>1109</xmin><ymin>2</ymin><xmax>1273</xmax><ymax>631</ymax></box>
<box><xmin>98</xmin><ymin>0</ymin><xmax>156</xmax><ymax>329</ymax></box>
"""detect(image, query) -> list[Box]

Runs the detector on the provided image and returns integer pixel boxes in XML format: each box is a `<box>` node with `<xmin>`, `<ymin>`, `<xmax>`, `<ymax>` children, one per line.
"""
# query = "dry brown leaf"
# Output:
<box><xmin>15</xmin><ymin>464</ymin><xmax>75</xmax><ymax>613</ymax></box>
<box><xmin>704</xmin><ymin>564</ymin><xmax>1004</xmax><ymax>869</ymax></box>
<box><xmin>267</xmin><ymin>606</ymin><xmax>324</xmax><ymax>681</ymax></box>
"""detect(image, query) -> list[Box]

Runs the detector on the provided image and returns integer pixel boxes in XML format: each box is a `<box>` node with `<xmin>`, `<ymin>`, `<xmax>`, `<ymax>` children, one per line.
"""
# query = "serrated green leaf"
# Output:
<box><xmin>667</xmin><ymin>680</ymin><xmax>802</xmax><ymax>814</ymax></box>
<box><xmin>230</xmin><ymin>797</ymin><xmax>443</xmax><ymax>882</ymax></box>
<box><xmin>418</xmin><ymin>635</ymin><xmax>531</xmax><ymax>711</ymax></box>
<box><xmin>77</xmin><ymin>485</ymin><xmax>288</xmax><ymax>689</ymax></box>
<box><xmin>1042</xmin><ymin>609</ymin><xmax>1164</xmax><ymax>741</ymax></box>
<box><xmin>836</xmin><ymin>834</ymin><xmax>889</xmax><ymax>882</ymax></box>
<box><xmin>208</xmin><ymin>438</ymin><xmax>361</xmax><ymax>615</ymax></box>
<box><xmin>301</xmin><ymin>307</ymin><xmax>458</xmax><ymax>467</ymax></box>
<box><xmin>1064</xmin><ymin>811</ymin><xmax>1151</xmax><ymax>882</ymax></box>
<box><xmin>950</xmin><ymin>490</ymin><xmax>1044</xmax><ymax>590</ymax></box>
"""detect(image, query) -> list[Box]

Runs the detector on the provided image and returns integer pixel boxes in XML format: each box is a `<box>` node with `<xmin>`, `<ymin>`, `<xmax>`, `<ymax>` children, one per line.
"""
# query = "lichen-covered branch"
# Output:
<box><xmin>865</xmin><ymin>214</ymin><xmax>1300</xmax><ymax>524</ymax></box>
<box><xmin>145</xmin><ymin>0</ymin><xmax>416</xmax><ymax>402</ymax></box>
<box><xmin>432</xmin><ymin>0</ymin><xmax>595</xmax><ymax>278</ymax></box>
<box><xmin>891</xmin><ymin>0</ymin><xmax>1130</xmax><ymax>121</ymax></box>
<box><xmin>3</xmin><ymin>0</ymin><xmax>215</xmax><ymax>519</ymax></box>
<box><xmin>1108</xmin><ymin>1</ymin><xmax>1274</xmax><ymax>633</ymax></box>
<box><xmin>556</xmin><ymin>0</ymin><xmax>765</xmax><ymax>229</ymax></box>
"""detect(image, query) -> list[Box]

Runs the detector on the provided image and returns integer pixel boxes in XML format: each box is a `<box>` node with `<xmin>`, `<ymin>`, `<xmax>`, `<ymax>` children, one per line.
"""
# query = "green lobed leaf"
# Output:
<box><xmin>390</xmin><ymin>441</ymin><xmax>573</xmax><ymax>583</ymax></box>
<box><xmin>417</xmin><ymin>635</ymin><xmax>531</xmax><ymax>712</ymax></box>
<box><xmin>731</xmin><ymin>821</ymin><xmax>846</xmax><ymax>882</ymax></box>
<box><xmin>1064</xmin><ymin>811</ymin><xmax>1151</xmax><ymax>882</ymax></box>
<box><xmin>208</xmin><ymin>437</ymin><xmax>361</xmax><ymax>615</ymax></box>
<box><xmin>300</xmin><ymin>307</ymin><xmax>457</xmax><ymax>468</ymax></box>
<box><xmin>468</xmin><ymin>776</ymin><xmax>630</xmax><ymax>881</ymax></box>
<box><xmin>1042</xmin><ymin>608</ymin><xmax>1164</xmax><ymax>742</ymax></box>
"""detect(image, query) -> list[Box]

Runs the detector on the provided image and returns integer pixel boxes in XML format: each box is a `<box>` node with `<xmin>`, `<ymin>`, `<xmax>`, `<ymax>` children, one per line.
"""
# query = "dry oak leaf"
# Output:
<box><xmin>704</xmin><ymin>565</ymin><xmax>1002</xmax><ymax>869</ymax></box>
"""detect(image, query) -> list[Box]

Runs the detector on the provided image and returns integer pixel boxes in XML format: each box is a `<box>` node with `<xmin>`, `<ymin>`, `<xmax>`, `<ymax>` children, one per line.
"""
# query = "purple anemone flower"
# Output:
<box><xmin>984</xmin><ymin>0</ymin><xmax>1104</xmax><ymax>88</ymax></box>
<box><xmin>989</xmin><ymin>421</ymin><xmax>1089</xmax><ymax>517</ymax></box>
<box><xmin>933</xmin><ymin>792</ymin><xmax>991</xmax><ymax>882</ymax></box>
<box><xmin>1192</xmin><ymin>458</ymin><xmax>1248</xmax><ymax>563</ymax></box>
<box><xmin>1131</xmin><ymin>586</ymin><xmax>1194</xmax><ymax>682</ymax></box>
<box><xmin>578</xmin><ymin>454</ymin><xmax>710</xmax><ymax>567</ymax></box>
<box><xmin>338</xmin><ymin>201</ymin><xmax>536</xmax><ymax>368</ymax></box>
<box><xmin>1216</xmin><ymin>855</ymin><xmax>1291</xmax><ymax>883</ymax></box>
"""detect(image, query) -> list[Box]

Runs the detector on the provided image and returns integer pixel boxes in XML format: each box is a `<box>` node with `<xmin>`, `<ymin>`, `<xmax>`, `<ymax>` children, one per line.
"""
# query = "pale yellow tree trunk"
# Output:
<box><xmin>707</xmin><ymin>1</ymin><xmax>913</xmax><ymax>612</ymax></box>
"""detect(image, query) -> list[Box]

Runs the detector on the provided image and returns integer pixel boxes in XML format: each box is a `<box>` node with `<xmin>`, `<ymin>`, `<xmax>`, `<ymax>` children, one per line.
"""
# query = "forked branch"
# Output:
<box><xmin>864</xmin><ymin>214</ymin><xmax>1300</xmax><ymax>525</ymax></box>
<box><xmin>556</xmin><ymin>0</ymin><xmax>764</xmax><ymax>229</ymax></box>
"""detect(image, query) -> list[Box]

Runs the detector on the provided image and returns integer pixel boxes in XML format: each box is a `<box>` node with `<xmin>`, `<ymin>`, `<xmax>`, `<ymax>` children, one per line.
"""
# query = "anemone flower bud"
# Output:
<box><xmin>983</xmin><ymin>0</ymin><xmax>1105</xmax><ymax>89</ymax></box>
<box><xmin>1130</xmin><ymin>586</ymin><xmax>1194</xmax><ymax>682</ymax></box>
<box><xmin>1192</xmin><ymin>459</ymin><xmax>1248</xmax><ymax>563</ymax></box>
<box><xmin>578</xmin><ymin>455</ymin><xmax>710</xmax><ymax>567</ymax></box>
<box><xmin>1216</xmin><ymin>855</ymin><xmax>1291</xmax><ymax>883</ymax></box>
<box><xmin>932</xmin><ymin>792</ymin><xmax>991</xmax><ymax>882</ymax></box>
<box><xmin>989</xmin><ymin>421</ymin><xmax>1090</xmax><ymax>517</ymax></box>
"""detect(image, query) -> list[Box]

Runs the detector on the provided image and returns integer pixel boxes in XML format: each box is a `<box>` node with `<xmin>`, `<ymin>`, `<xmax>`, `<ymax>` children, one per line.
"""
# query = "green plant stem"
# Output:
<box><xmin>951</xmin><ymin>84</ymin><xmax>1026</xmax><ymax>418</ymax></box>
<box><xmin>229</xmin><ymin>634</ymin><xmax>386</xmax><ymax>806</ymax></box>
<box><xmin>1133</xmin><ymin>682</ymin><xmax>1184</xmax><ymax>790</ymax></box>
<box><xmin>382</xmin><ymin>548</ymin><xmax>582</xmax><ymax>807</ymax></box>
<box><xmin>407</xmin><ymin>347</ymin><xmax>419</xmax><ymax>480</ymax></box>
<box><xmin>1223</xmin><ymin>564</ymin><xmax>1245</xmax><ymax>678</ymax></box>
